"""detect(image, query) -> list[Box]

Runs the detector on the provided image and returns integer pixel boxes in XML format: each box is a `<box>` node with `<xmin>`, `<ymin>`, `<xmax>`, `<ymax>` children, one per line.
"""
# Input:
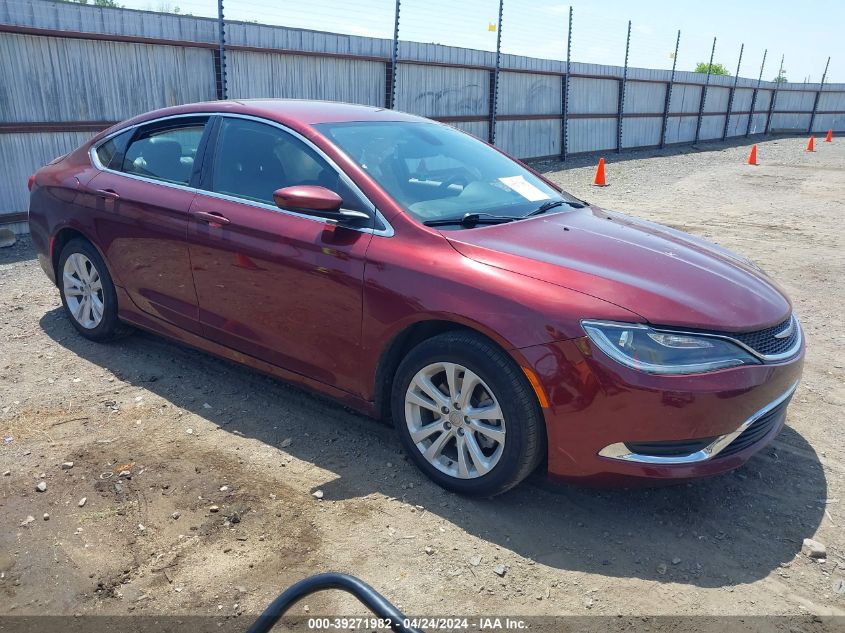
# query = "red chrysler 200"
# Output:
<box><xmin>28</xmin><ymin>100</ymin><xmax>804</xmax><ymax>496</ymax></box>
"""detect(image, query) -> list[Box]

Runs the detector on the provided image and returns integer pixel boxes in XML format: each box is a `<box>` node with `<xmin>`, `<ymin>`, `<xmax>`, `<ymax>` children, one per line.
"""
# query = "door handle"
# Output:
<box><xmin>95</xmin><ymin>189</ymin><xmax>120</xmax><ymax>200</ymax></box>
<box><xmin>194</xmin><ymin>211</ymin><xmax>231</xmax><ymax>226</ymax></box>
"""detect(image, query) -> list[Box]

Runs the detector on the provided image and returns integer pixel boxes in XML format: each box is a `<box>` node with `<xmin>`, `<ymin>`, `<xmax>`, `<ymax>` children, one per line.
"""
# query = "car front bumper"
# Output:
<box><xmin>517</xmin><ymin>334</ymin><xmax>805</xmax><ymax>484</ymax></box>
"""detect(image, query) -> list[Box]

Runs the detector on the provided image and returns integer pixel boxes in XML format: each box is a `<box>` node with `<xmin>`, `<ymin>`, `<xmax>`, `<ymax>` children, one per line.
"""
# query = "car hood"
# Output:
<box><xmin>445</xmin><ymin>206</ymin><xmax>792</xmax><ymax>332</ymax></box>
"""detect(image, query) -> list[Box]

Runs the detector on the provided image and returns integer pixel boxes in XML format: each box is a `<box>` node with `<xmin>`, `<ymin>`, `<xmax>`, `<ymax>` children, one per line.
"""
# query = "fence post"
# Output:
<box><xmin>722</xmin><ymin>43</ymin><xmax>743</xmax><ymax>140</ymax></box>
<box><xmin>489</xmin><ymin>0</ymin><xmax>504</xmax><ymax>145</ymax></box>
<box><xmin>660</xmin><ymin>30</ymin><xmax>680</xmax><ymax>149</ymax></box>
<box><xmin>386</xmin><ymin>0</ymin><xmax>401</xmax><ymax>109</ymax></box>
<box><xmin>745</xmin><ymin>49</ymin><xmax>766</xmax><ymax>137</ymax></box>
<box><xmin>216</xmin><ymin>0</ymin><xmax>227</xmax><ymax>100</ymax></box>
<box><xmin>616</xmin><ymin>20</ymin><xmax>631</xmax><ymax>153</ymax></box>
<box><xmin>808</xmin><ymin>56</ymin><xmax>830</xmax><ymax>134</ymax></box>
<box><xmin>694</xmin><ymin>36</ymin><xmax>716</xmax><ymax>144</ymax></box>
<box><xmin>560</xmin><ymin>5</ymin><xmax>572</xmax><ymax>161</ymax></box>
<box><xmin>765</xmin><ymin>54</ymin><xmax>784</xmax><ymax>135</ymax></box>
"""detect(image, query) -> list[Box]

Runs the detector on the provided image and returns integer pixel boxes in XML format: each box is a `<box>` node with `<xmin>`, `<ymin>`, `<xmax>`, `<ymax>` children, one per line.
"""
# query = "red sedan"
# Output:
<box><xmin>28</xmin><ymin>100</ymin><xmax>804</xmax><ymax>496</ymax></box>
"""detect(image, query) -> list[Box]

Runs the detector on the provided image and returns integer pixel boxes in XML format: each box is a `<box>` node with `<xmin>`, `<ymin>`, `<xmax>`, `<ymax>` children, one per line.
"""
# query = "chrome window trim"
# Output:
<box><xmin>89</xmin><ymin>111</ymin><xmax>394</xmax><ymax>238</ymax></box>
<box><xmin>88</xmin><ymin>160</ymin><xmax>204</xmax><ymax>196</ymax></box>
<box><xmin>90</xmin><ymin>112</ymin><xmax>211</xmax><ymax>171</ymax></box>
<box><xmin>597</xmin><ymin>379</ymin><xmax>799</xmax><ymax>465</ymax></box>
<box><xmin>582</xmin><ymin>313</ymin><xmax>802</xmax><ymax>365</ymax></box>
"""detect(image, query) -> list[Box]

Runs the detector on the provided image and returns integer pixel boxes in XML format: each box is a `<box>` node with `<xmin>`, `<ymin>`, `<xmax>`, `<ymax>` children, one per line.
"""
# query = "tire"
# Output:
<box><xmin>58</xmin><ymin>238</ymin><xmax>132</xmax><ymax>342</ymax></box>
<box><xmin>391</xmin><ymin>331</ymin><xmax>546</xmax><ymax>497</ymax></box>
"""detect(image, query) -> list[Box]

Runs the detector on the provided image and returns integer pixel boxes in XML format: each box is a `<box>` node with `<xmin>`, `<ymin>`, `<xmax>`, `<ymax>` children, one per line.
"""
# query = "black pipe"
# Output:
<box><xmin>247</xmin><ymin>572</ymin><xmax>423</xmax><ymax>633</ymax></box>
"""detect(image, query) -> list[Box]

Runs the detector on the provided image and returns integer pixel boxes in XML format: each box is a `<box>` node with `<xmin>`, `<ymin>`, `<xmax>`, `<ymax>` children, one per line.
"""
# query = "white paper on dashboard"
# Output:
<box><xmin>498</xmin><ymin>175</ymin><xmax>550</xmax><ymax>202</ymax></box>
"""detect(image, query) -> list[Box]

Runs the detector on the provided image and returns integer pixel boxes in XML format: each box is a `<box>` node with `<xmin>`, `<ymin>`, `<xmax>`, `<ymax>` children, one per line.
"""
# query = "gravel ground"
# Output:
<box><xmin>1</xmin><ymin>135</ymin><xmax>844</xmax><ymax>621</ymax></box>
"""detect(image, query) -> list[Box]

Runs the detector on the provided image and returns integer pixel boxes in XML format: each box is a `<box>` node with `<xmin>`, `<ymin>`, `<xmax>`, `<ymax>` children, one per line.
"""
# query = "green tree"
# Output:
<box><xmin>694</xmin><ymin>62</ymin><xmax>731</xmax><ymax>76</ymax></box>
<box><xmin>157</xmin><ymin>2</ymin><xmax>182</xmax><ymax>13</ymax></box>
<box><xmin>68</xmin><ymin>0</ymin><xmax>123</xmax><ymax>7</ymax></box>
<box><xmin>772</xmin><ymin>73</ymin><xmax>788</xmax><ymax>83</ymax></box>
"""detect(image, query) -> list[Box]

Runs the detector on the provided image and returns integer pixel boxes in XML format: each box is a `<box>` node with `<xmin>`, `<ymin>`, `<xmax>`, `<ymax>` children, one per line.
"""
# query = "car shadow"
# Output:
<box><xmin>39</xmin><ymin>308</ymin><xmax>827</xmax><ymax>589</ymax></box>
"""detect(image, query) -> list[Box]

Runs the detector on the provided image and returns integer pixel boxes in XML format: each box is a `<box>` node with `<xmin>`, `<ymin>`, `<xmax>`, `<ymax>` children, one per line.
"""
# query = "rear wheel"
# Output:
<box><xmin>58</xmin><ymin>238</ymin><xmax>131</xmax><ymax>341</ymax></box>
<box><xmin>391</xmin><ymin>331</ymin><xmax>545</xmax><ymax>496</ymax></box>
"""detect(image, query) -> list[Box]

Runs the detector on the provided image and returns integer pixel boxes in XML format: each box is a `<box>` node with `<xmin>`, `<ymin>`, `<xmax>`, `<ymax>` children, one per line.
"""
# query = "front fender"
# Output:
<box><xmin>360</xmin><ymin>230</ymin><xmax>640</xmax><ymax>400</ymax></box>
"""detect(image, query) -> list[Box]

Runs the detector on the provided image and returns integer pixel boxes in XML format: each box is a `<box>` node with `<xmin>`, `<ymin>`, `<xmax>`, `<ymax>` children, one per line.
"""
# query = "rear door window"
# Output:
<box><xmin>121</xmin><ymin>120</ymin><xmax>207</xmax><ymax>185</ymax></box>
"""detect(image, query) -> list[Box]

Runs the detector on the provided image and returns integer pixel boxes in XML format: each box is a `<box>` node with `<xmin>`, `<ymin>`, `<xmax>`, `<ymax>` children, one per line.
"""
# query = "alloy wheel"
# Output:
<box><xmin>404</xmin><ymin>362</ymin><xmax>506</xmax><ymax>479</ymax></box>
<box><xmin>63</xmin><ymin>252</ymin><xmax>105</xmax><ymax>329</ymax></box>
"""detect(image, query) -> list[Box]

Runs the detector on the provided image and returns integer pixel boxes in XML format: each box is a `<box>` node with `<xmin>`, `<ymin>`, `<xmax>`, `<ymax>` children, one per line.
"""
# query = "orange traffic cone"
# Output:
<box><xmin>807</xmin><ymin>136</ymin><xmax>815</xmax><ymax>152</ymax></box>
<box><xmin>748</xmin><ymin>144</ymin><xmax>758</xmax><ymax>165</ymax></box>
<box><xmin>825</xmin><ymin>129</ymin><xmax>833</xmax><ymax>142</ymax></box>
<box><xmin>593</xmin><ymin>157</ymin><xmax>607</xmax><ymax>186</ymax></box>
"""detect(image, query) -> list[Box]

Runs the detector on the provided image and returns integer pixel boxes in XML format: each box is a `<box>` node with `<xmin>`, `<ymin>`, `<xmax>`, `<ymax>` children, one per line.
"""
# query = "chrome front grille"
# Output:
<box><xmin>729</xmin><ymin>315</ymin><xmax>800</xmax><ymax>358</ymax></box>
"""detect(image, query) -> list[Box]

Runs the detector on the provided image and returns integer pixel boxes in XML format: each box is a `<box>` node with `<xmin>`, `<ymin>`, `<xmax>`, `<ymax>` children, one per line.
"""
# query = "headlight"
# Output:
<box><xmin>581</xmin><ymin>320</ymin><xmax>760</xmax><ymax>375</ymax></box>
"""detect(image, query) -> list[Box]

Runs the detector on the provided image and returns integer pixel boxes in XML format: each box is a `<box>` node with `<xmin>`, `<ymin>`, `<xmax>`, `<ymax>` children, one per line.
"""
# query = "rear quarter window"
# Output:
<box><xmin>94</xmin><ymin>130</ymin><xmax>132</xmax><ymax>170</ymax></box>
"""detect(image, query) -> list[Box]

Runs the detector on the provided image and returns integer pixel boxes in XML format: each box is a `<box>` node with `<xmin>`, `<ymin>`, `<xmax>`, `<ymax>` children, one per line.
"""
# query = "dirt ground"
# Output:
<box><xmin>1</xmin><ymin>136</ymin><xmax>844</xmax><ymax>622</ymax></box>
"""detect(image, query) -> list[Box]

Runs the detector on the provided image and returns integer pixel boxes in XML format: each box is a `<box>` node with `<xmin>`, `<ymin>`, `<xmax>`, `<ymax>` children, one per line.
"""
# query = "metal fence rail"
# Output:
<box><xmin>1</xmin><ymin>0</ymin><xmax>843</xmax><ymax>228</ymax></box>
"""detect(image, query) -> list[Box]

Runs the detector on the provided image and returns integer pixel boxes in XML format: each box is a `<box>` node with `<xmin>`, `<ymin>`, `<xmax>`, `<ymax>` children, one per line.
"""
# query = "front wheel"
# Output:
<box><xmin>391</xmin><ymin>331</ymin><xmax>546</xmax><ymax>497</ymax></box>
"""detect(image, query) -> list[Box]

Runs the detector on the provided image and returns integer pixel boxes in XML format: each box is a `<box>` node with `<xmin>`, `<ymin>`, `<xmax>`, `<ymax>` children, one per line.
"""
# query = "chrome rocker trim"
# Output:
<box><xmin>598</xmin><ymin>380</ymin><xmax>799</xmax><ymax>465</ymax></box>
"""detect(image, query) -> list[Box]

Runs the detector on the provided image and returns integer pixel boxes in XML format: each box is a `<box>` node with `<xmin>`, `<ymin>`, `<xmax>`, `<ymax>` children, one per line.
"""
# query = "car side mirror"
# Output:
<box><xmin>272</xmin><ymin>185</ymin><xmax>370</xmax><ymax>223</ymax></box>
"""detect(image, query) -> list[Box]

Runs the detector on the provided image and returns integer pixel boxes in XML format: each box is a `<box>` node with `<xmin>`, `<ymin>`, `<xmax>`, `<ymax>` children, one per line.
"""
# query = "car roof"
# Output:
<box><xmin>122</xmin><ymin>99</ymin><xmax>428</xmax><ymax>128</ymax></box>
<box><xmin>232</xmin><ymin>99</ymin><xmax>426</xmax><ymax>124</ymax></box>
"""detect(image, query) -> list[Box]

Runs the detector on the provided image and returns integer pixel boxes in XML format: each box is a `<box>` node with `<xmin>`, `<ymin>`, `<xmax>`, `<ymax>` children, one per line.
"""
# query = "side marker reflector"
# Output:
<box><xmin>521</xmin><ymin>366</ymin><xmax>550</xmax><ymax>409</ymax></box>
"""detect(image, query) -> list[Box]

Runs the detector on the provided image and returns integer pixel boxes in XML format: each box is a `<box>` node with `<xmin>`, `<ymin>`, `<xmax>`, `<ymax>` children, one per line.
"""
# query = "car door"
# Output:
<box><xmin>187</xmin><ymin>115</ymin><xmax>376</xmax><ymax>395</ymax></box>
<box><xmin>85</xmin><ymin>116</ymin><xmax>211</xmax><ymax>334</ymax></box>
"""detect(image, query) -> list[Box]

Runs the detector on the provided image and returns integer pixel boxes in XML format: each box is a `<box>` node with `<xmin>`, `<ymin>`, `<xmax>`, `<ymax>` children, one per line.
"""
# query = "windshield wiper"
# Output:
<box><xmin>524</xmin><ymin>199</ymin><xmax>586</xmax><ymax>218</ymax></box>
<box><xmin>423</xmin><ymin>212</ymin><xmax>518</xmax><ymax>227</ymax></box>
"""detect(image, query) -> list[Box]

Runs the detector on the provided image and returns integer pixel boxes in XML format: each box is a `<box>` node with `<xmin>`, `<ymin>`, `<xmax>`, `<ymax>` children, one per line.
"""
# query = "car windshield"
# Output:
<box><xmin>314</xmin><ymin>121</ymin><xmax>580</xmax><ymax>224</ymax></box>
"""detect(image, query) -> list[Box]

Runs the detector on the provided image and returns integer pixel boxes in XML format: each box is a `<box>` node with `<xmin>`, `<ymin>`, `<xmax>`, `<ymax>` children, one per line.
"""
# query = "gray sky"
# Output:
<box><xmin>118</xmin><ymin>0</ymin><xmax>840</xmax><ymax>82</ymax></box>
